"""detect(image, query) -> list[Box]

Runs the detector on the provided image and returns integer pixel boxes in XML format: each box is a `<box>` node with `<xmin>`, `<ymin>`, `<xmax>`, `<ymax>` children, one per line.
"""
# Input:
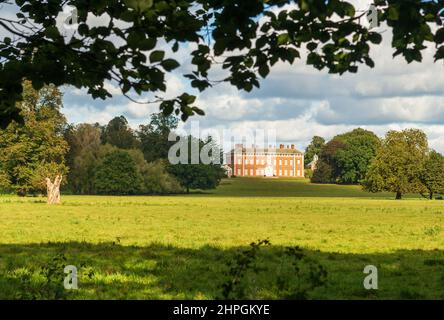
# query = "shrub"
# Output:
<box><xmin>93</xmin><ymin>151</ymin><xmax>142</xmax><ymax>195</ymax></box>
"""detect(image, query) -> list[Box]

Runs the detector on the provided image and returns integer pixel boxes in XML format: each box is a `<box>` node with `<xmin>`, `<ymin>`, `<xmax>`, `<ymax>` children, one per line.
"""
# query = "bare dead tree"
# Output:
<box><xmin>45</xmin><ymin>175</ymin><xmax>62</xmax><ymax>205</ymax></box>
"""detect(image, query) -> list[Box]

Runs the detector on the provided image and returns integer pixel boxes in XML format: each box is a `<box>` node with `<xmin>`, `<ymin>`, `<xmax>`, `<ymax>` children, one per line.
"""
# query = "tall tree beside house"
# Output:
<box><xmin>102</xmin><ymin>116</ymin><xmax>139</xmax><ymax>149</ymax></box>
<box><xmin>311</xmin><ymin>128</ymin><xmax>380</xmax><ymax>184</ymax></box>
<box><xmin>138</xmin><ymin>113</ymin><xmax>179</xmax><ymax>163</ymax></box>
<box><xmin>0</xmin><ymin>81</ymin><xmax>68</xmax><ymax>196</ymax></box>
<box><xmin>363</xmin><ymin>129</ymin><xmax>428</xmax><ymax>200</ymax></box>
<box><xmin>420</xmin><ymin>150</ymin><xmax>444</xmax><ymax>200</ymax></box>
<box><xmin>311</xmin><ymin>140</ymin><xmax>345</xmax><ymax>183</ymax></box>
<box><xmin>304</xmin><ymin>136</ymin><xmax>325</xmax><ymax>166</ymax></box>
<box><xmin>334</xmin><ymin>129</ymin><xmax>380</xmax><ymax>184</ymax></box>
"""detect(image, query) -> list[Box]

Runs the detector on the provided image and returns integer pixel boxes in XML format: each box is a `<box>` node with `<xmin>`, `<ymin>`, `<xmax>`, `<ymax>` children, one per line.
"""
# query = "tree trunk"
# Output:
<box><xmin>395</xmin><ymin>191</ymin><xmax>402</xmax><ymax>200</ymax></box>
<box><xmin>46</xmin><ymin>175</ymin><xmax>62</xmax><ymax>205</ymax></box>
<box><xmin>430</xmin><ymin>192</ymin><xmax>434</xmax><ymax>200</ymax></box>
<box><xmin>186</xmin><ymin>186</ymin><xmax>190</xmax><ymax>194</ymax></box>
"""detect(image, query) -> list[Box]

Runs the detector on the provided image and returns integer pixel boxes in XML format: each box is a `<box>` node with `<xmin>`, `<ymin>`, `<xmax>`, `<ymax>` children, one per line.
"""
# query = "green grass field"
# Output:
<box><xmin>1</xmin><ymin>178</ymin><xmax>444</xmax><ymax>299</ymax></box>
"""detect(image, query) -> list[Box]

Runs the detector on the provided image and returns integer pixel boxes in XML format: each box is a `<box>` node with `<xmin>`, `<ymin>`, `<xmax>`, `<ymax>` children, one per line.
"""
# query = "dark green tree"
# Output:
<box><xmin>311</xmin><ymin>139</ymin><xmax>345</xmax><ymax>183</ymax></box>
<box><xmin>93</xmin><ymin>150</ymin><xmax>142</xmax><ymax>195</ymax></box>
<box><xmin>363</xmin><ymin>129</ymin><xmax>428</xmax><ymax>200</ymax></box>
<box><xmin>304</xmin><ymin>136</ymin><xmax>325</xmax><ymax>165</ymax></box>
<box><xmin>168</xmin><ymin>136</ymin><xmax>225</xmax><ymax>193</ymax></box>
<box><xmin>64</xmin><ymin>123</ymin><xmax>105</xmax><ymax>194</ymax></box>
<box><xmin>126</xmin><ymin>148</ymin><xmax>182</xmax><ymax>194</ymax></box>
<box><xmin>102</xmin><ymin>116</ymin><xmax>138</xmax><ymax>149</ymax></box>
<box><xmin>334</xmin><ymin>128</ymin><xmax>380</xmax><ymax>184</ymax></box>
<box><xmin>420</xmin><ymin>150</ymin><xmax>444</xmax><ymax>199</ymax></box>
<box><xmin>2</xmin><ymin>1</ymin><xmax>444</xmax><ymax>127</ymax></box>
<box><xmin>138</xmin><ymin>112</ymin><xmax>179</xmax><ymax>162</ymax></box>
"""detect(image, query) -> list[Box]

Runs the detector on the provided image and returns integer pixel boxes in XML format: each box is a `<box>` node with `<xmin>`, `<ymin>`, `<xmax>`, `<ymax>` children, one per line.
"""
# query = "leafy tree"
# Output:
<box><xmin>363</xmin><ymin>129</ymin><xmax>428</xmax><ymax>200</ymax></box>
<box><xmin>311</xmin><ymin>139</ymin><xmax>345</xmax><ymax>183</ymax></box>
<box><xmin>64</xmin><ymin>123</ymin><xmax>104</xmax><ymax>194</ymax></box>
<box><xmin>93</xmin><ymin>150</ymin><xmax>142</xmax><ymax>195</ymax></box>
<box><xmin>310</xmin><ymin>161</ymin><xmax>334</xmax><ymax>184</ymax></box>
<box><xmin>168</xmin><ymin>136</ymin><xmax>225</xmax><ymax>193</ymax></box>
<box><xmin>304</xmin><ymin>136</ymin><xmax>325</xmax><ymax>165</ymax></box>
<box><xmin>420</xmin><ymin>150</ymin><xmax>444</xmax><ymax>200</ymax></box>
<box><xmin>126</xmin><ymin>148</ymin><xmax>182</xmax><ymax>194</ymax></box>
<box><xmin>334</xmin><ymin>128</ymin><xmax>380</xmax><ymax>184</ymax></box>
<box><xmin>102</xmin><ymin>116</ymin><xmax>138</xmax><ymax>149</ymax></box>
<box><xmin>311</xmin><ymin>128</ymin><xmax>380</xmax><ymax>184</ymax></box>
<box><xmin>2</xmin><ymin>1</ymin><xmax>444</xmax><ymax>126</ymax></box>
<box><xmin>0</xmin><ymin>81</ymin><xmax>68</xmax><ymax>195</ymax></box>
<box><xmin>138</xmin><ymin>113</ymin><xmax>179</xmax><ymax>162</ymax></box>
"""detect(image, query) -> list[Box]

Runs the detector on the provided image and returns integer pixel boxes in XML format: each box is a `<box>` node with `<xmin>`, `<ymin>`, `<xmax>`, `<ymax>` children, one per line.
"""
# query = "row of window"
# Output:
<box><xmin>235</xmin><ymin>153</ymin><xmax>303</xmax><ymax>157</ymax></box>
<box><xmin>237</xmin><ymin>169</ymin><xmax>301</xmax><ymax>176</ymax></box>
<box><xmin>237</xmin><ymin>159</ymin><xmax>301</xmax><ymax>165</ymax></box>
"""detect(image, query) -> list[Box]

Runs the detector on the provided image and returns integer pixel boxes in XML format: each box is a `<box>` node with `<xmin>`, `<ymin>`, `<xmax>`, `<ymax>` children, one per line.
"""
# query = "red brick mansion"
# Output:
<box><xmin>227</xmin><ymin>144</ymin><xmax>304</xmax><ymax>178</ymax></box>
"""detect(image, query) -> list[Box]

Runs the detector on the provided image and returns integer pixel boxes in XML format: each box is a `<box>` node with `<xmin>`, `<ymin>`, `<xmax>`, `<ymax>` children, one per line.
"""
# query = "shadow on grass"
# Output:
<box><xmin>1</xmin><ymin>242</ymin><xmax>444</xmax><ymax>299</ymax></box>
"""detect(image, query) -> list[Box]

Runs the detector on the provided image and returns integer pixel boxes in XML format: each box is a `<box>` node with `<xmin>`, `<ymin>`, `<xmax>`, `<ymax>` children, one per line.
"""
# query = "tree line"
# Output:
<box><xmin>305</xmin><ymin>128</ymin><xmax>444</xmax><ymax>200</ymax></box>
<box><xmin>0</xmin><ymin>82</ymin><xmax>225</xmax><ymax>196</ymax></box>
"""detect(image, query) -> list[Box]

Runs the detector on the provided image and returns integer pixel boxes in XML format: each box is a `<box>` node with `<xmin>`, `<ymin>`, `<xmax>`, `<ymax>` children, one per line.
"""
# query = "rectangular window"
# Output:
<box><xmin>250</xmin><ymin>169</ymin><xmax>253</xmax><ymax>176</ymax></box>
<box><xmin>279</xmin><ymin>170</ymin><xmax>282</xmax><ymax>176</ymax></box>
<box><xmin>297</xmin><ymin>170</ymin><xmax>300</xmax><ymax>176</ymax></box>
<box><xmin>290</xmin><ymin>160</ymin><xmax>293</xmax><ymax>165</ymax></box>
<box><xmin>284</xmin><ymin>170</ymin><xmax>288</xmax><ymax>176</ymax></box>
<box><xmin>274</xmin><ymin>159</ymin><xmax>277</xmax><ymax>165</ymax></box>
<box><xmin>297</xmin><ymin>159</ymin><xmax>301</xmax><ymax>165</ymax></box>
<box><xmin>279</xmin><ymin>160</ymin><xmax>282</xmax><ymax>165</ymax></box>
<box><xmin>237</xmin><ymin>169</ymin><xmax>241</xmax><ymax>176</ymax></box>
<box><xmin>285</xmin><ymin>160</ymin><xmax>288</xmax><ymax>165</ymax></box>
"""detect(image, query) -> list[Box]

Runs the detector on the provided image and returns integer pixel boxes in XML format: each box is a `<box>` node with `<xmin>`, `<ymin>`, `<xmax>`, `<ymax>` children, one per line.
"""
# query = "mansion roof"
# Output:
<box><xmin>230</xmin><ymin>144</ymin><xmax>303</xmax><ymax>155</ymax></box>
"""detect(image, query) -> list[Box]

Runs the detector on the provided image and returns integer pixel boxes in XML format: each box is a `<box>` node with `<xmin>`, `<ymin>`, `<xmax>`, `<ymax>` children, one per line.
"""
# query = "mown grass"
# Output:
<box><xmin>1</xmin><ymin>178</ymin><xmax>444</xmax><ymax>299</ymax></box>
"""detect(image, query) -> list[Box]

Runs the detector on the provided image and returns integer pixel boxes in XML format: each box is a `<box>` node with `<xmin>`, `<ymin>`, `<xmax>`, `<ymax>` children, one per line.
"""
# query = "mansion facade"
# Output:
<box><xmin>227</xmin><ymin>144</ymin><xmax>304</xmax><ymax>178</ymax></box>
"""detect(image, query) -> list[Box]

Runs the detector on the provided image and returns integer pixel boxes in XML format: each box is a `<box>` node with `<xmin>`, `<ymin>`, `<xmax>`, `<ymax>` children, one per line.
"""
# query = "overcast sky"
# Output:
<box><xmin>4</xmin><ymin>0</ymin><xmax>444</xmax><ymax>152</ymax></box>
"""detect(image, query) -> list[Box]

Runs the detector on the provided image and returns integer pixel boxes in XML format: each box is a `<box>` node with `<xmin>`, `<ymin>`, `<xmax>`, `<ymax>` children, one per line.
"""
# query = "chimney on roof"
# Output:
<box><xmin>291</xmin><ymin>144</ymin><xmax>295</xmax><ymax>150</ymax></box>
<box><xmin>279</xmin><ymin>144</ymin><xmax>284</xmax><ymax>149</ymax></box>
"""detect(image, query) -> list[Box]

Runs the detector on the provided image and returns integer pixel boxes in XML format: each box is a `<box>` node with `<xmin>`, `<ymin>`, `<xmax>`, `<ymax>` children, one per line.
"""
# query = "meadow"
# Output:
<box><xmin>1</xmin><ymin>178</ymin><xmax>444</xmax><ymax>299</ymax></box>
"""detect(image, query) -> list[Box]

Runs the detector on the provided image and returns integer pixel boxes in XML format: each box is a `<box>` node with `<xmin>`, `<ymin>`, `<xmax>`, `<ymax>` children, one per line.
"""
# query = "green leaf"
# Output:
<box><xmin>341</xmin><ymin>2</ymin><xmax>355</xmax><ymax>17</ymax></box>
<box><xmin>277</xmin><ymin>33</ymin><xmax>289</xmax><ymax>45</ymax></box>
<box><xmin>434</xmin><ymin>46</ymin><xmax>444</xmax><ymax>61</ymax></box>
<box><xmin>149</xmin><ymin>50</ymin><xmax>165</xmax><ymax>63</ymax></box>
<box><xmin>435</xmin><ymin>28</ymin><xmax>444</xmax><ymax>44</ymax></box>
<box><xmin>172</xmin><ymin>42</ymin><xmax>179</xmax><ymax>52</ymax></box>
<box><xmin>368</xmin><ymin>32</ymin><xmax>382</xmax><ymax>44</ymax></box>
<box><xmin>139</xmin><ymin>38</ymin><xmax>156</xmax><ymax>51</ymax></box>
<box><xmin>258</xmin><ymin>64</ymin><xmax>270</xmax><ymax>78</ymax></box>
<box><xmin>161</xmin><ymin>59</ymin><xmax>180</xmax><ymax>71</ymax></box>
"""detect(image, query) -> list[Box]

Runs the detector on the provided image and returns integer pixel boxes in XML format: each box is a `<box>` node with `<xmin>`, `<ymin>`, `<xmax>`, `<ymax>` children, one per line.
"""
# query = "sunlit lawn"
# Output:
<box><xmin>1</xmin><ymin>178</ymin><xmax>444</xmax><ymax>299</ymax></box>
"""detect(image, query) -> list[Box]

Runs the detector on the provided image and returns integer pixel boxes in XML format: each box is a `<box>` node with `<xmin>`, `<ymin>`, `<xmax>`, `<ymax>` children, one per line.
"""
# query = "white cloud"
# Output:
<box><xmin>60</xmin><ymin>1</ymin><xmax>444</xmax><ymax>152</ymax></box>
